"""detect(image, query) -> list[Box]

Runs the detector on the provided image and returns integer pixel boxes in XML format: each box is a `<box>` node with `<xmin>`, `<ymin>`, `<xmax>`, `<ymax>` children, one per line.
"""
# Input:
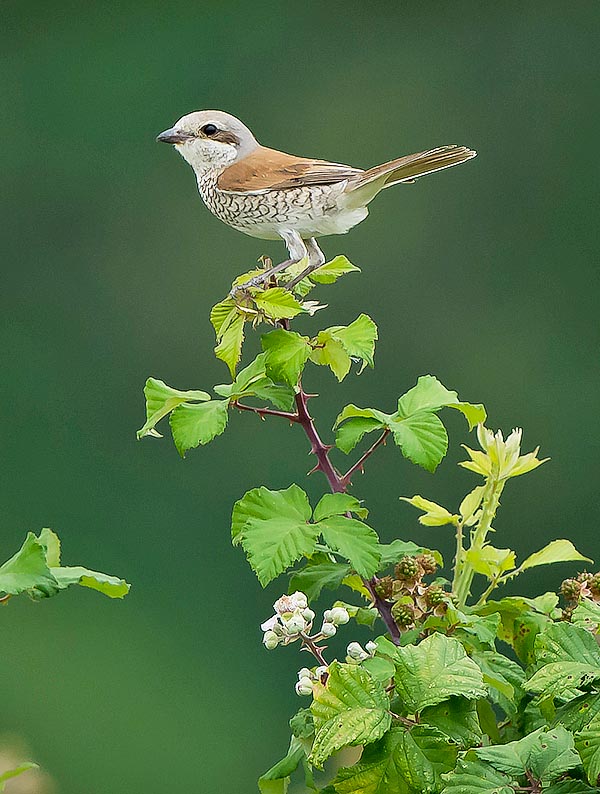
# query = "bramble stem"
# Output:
<box><xmin>232</xmin><ymin>400</ymin><xmax>299</xmax><ymax>423</ymax></box>
<box><xmin>300</xmin><ymin>633</ymin><xmax>328</xmax><ymax>666</ymax></box>
<box><xmin>340</xmin><ymin>430</ymin><xmax>389</xmax><ymax>488</ymax></box>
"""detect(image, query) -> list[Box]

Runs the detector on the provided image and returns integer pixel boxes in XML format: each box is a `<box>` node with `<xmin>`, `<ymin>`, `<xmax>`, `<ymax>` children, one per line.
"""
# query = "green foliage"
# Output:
<box><xmin>139</xmin><ymin>256</ymin><xmax>597</xmax><ymax>793</ymax></box>
<box><xmin>0</xmin><ymin>528</ymin><xmax>130</xmax><ymax>600</ymax></box>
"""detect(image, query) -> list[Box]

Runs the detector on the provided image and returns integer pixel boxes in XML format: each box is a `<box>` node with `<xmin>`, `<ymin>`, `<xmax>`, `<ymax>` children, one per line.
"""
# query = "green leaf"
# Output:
<box><xmin>289</xmin><ymin>708</ymin><xmax>314</xmax><ymax>739</ymax></box>
<box><xmin>332</xmin><ymin>725</ymin><xmax>457</xmax><ymax>794</ymax></box>
<box><xmin>466</xmin><ymin>546</ymin><xmax>516</xmax><ymax>579</ymax></box>
<box><xmin>393</xmin><ymin>633</ymin><xmax>487</xmax><ymax>712</ymax></box>
<box><xmin>215</xmin><ymin>313</ymin><xmax>245</xmax><ymax>376</ymax></box>
<box><xmin>361</xmin><ymin>655</ymin><xmax>396</xmax><ymax>682</ymax></box>
<box><xmin>576</xmin><ymin>715</ymin><xmax>600</xmax><ymax>786</ymax></box>
<box><xmin>472</xmin><ymin>650</ymin><xmax>525</xmax><ymax>716</ymax></box>
<box><xmin>214</xmin><ymin>354</ymin><xmax>296</xmax><ymax>411</ymax></box>
<box><xmin>169</xmin><ymin>399</ymin><xmax>229</xmax><ymax>457</ymax></box>
<box><xmin>317</xmin><ymin>515</ymin><xmax>381</xmax><ymax>578</ymax></box>
<box><xmin>390</xmin><ymin>411</ymin><xmax>448</xmax><ymax>473</ymax></box>
<box><xmin>526</xmin><ymin>623</ymin><xmax>600</xmax><ymax>701</ymax></box>
<box><xmin>554</xmin><ymin>692</ymin><xmax>600</xmax><ymax>732</ymax></box>
<box><xmin>254</xmin><ymin>287</ymin><xmax>305</xmax><ymax>320</ymax></box>
<box><xmin>400</xmin><ymin>495</ymin><xmax>458</xmax><ymax>526</ymax></box>
<box><xmin>335</xmin><ymin>416</ymin><xmax>384</xmax><ymax>454</ymax></box>
<box><xmin>231</xmin><ymin>484</ymin><xmax>311</xmax><ymax>544</ymax></box>
<box><xmin>234</xmin><ymin>485</ymin><xmax>317</xmax><ymax>586</ymax></box>
<box><xmin>334</xmin><ymin>600</ymin><xmax>379</xmax><ymax>629</ymax></box>
<box><xmin>445</xmin><ymin>607</ymin><xmax>501</xmax><ymax>651</ymax></box>
<box><xmin>289</xmin><ymin>560</ymin><xmax>352</xmax><ymax>602</ymax></box>
<box><xmin>377</xmin><ymin>540</ymin><xmax>443</xmax><ymax>569</ymax></box>
<box><xmin>309</xmin><ymin>330</ymin><xmax>352</xmax><ymax>381</ymax></box>
<box><xmin>440</xmin><ymin>757</ymin><xmax>515</xmax><ymax>794</ymax></box>
<box><xmin>313</xmin><ymin>493</ymin><xmax>368</xmax><ymax>522</ymax></box>
<box><xmin>396</xmin><ymin>375</ymin><xmax>486</xmax><ymax>429</ymax></box>
<box><xmin>258</xmin><ymin>736</ymin><xmax>304</xmax><ymax>794</ymax></box>
<box><xmin>572</xmin><ymin>599</ymin><xmax>600</xmax><ymax>633</ymax></box>
<box><xmin>421</xmin><ymin>696</ymin><xmax>482</xmax><ymax>748</ymax></box>
<box><xmin>309</xmin><ymin>255</ymin><xmax>361</xmax><ymax>284</ymax></box>
<box><xmin>476</xmin><ymin>726</ymin><xmax>581</xmax><ymax>784</ymax></box>
<box><xmin>210</xmin><ymin>298</ymin><xmax>238</xmax><ymax>336</ymax></box>
<box><xmin>324</xmin><ymin>314</ymin><xmax>378</xmax><ymax>372</ymax></box>
<box><xmin>0</xmin><ymin>532</ymin><xmax>60</xmax><ymax>598</ymax></box>
<box><xmin>0</xmin><ymin>764</ymin><xmax>38</xmax><ymax>792</ymax></box>
<box><xmin>137</xmin><ymin>378</ymin><xmax>210</xmax><ymax>439</ymax></box>
<box><xmin>544</xmin><ymin>782</ymin><xmax>599</xmax><ymax>794</ymax></box>
<box><xmin>262</xmin><ymin>329</ymin><xmax>311</xmax><ymax>387</ymax></box>
<box><xmin>310</xmin><ymin>662</ymin><xmax>391</xmax><ymax>769</ymax></box>
<box><xmin>520</xmin><ymin>539</ymin><xmax>592</xmax><ymax>571</ymax></box>
<box><xmin>51</xmin><ymin>566</ymin><xmax>130</xmax><ymax>598</ymax></box>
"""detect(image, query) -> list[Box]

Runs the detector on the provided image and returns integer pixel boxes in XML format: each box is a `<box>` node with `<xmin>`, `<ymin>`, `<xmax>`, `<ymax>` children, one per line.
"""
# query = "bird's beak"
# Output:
<box><xmin>156</xmin><ymin>127</ymin><xmax>195</xmax><ymax>144</ymax></box>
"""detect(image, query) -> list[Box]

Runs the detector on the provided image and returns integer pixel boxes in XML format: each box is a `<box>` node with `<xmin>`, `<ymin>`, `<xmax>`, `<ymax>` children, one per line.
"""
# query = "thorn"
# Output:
<box><xmin>303</xmin><ymin>393</ymin><xmax>319</xmax><ymax>400</ymax></box>
<box><xmin>307</xmin><ymin>464</ymin><xmax>320</xmax><ymax>476</ymax></box>
<box><xmin>323</xmin><ymin>444</ymin><xmax>335</xmax><ymax>451</ymax></box>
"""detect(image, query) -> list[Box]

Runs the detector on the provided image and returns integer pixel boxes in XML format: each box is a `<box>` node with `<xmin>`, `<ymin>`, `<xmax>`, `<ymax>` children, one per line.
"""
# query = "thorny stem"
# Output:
<box><xmin>340</xmin><ymin>430</ymin><xmax>390</xmax><ymax>488</ymax></box>
<box><xmin>232</xmin><ymin>400</ymin><xmax>299</xmax><ymax>423</ymax></box>
<box><xmin>300</xmin><ymin>633</ymin><xmax>328</xmax><ymax>667</ymax></box>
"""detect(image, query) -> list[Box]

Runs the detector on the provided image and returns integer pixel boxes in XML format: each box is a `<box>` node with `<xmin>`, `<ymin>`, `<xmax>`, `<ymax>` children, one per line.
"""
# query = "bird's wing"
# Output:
<box><xmin>217</xmin><ymin>146</ymin><xmax>364</xmax><ymax>194</ymax></box>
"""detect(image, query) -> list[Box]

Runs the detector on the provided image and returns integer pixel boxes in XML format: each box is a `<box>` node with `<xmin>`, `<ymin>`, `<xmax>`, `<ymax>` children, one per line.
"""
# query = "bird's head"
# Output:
<box><xmin>156</xmin><ymin>110</ymin><xmax>259</xmax><ymax>172</ymax></box>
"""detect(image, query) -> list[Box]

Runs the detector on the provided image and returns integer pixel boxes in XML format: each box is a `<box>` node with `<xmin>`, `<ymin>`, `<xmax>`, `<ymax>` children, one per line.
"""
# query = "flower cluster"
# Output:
<box><xmin>295</xmin><ymin>665</ymin><xmax>328</xmax><ymax>696</ymax></box>
<box><xmin>261</xmin><ymin>592</ymin><xmax>349</xmax><ymax>650</ymax></box>
<box><xmin>346</xmin><ymin>640</ymin><xmax>377</xmax><ymax>664</ymax></box>
<box><xmin>560</xmin><ymin>571</ymin><xmax>600</xmax><ymax>620</ymax></box>
<box><xmin>460</xmin><ymin>425</ymin><xmax>548</xmax><ymax>481</ymax></box>
<box><xmin>374</xmin><ymin>553</ymin><xmax>451</xmax><ymax>631</ymax></box>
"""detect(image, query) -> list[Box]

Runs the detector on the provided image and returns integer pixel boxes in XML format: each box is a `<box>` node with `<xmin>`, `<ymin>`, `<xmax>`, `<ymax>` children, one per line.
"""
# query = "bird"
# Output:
<box><xmin>156</xmin><ymin>110</ymin><xmax>476</xmax><ymax>286</ymax></box>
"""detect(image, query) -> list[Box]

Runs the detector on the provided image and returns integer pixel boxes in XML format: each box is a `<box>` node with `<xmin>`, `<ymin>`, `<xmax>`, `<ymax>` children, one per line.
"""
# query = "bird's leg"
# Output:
<box><xmin>286</xmin><ymin>238</ymin><xmax>326</xmax><ymax>290</ymax></box>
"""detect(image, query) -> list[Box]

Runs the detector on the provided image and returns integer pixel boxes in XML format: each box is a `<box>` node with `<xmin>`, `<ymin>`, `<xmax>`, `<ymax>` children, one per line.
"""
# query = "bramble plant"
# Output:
<box><xmin>139</xmin><ymin>256</ymin><xmax>600</xmax><ymax>793</ymax></box>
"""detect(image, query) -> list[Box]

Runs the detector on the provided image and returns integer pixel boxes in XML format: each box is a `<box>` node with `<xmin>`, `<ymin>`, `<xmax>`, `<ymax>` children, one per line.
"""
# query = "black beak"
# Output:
<box><xmin>156</xmin><ymin>127</ymin><xmax>194</xmax><ymax>144</ymax></box>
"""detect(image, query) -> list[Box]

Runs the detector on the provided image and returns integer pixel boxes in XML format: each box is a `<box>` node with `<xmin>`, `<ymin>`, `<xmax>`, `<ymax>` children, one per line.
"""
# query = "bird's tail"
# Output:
<box><xmin>345</xmin><ymin>145</ymin><xmax>476</xmax><ymax>205</ymax></box>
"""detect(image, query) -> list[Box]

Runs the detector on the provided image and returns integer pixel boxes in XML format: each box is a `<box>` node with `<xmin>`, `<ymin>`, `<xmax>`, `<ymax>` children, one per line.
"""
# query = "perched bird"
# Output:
<box><xmin>157</xmin><ymin>110</ymin><xmax>476</xmax><ymax>285</ymax></box>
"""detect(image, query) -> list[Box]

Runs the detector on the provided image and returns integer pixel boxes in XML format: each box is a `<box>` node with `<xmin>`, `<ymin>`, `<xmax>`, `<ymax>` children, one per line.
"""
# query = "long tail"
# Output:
<box><xmin>345</xmin><ymin>145</ymin><xmax>476</xmax><ymax>204</ymax></box>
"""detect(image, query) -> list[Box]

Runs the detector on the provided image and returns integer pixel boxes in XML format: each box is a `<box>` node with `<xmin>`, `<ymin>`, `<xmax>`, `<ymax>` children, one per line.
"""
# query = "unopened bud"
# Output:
<box><xmin>263</xmin><ymin>631</ymin><xmax>280</xmax><ymax>650</ymax></box>
<box><xmin>295</xmin><ymin>677</ymin><xmax>314</xmax><ymax>696</ymax></box>
<box><xmin>323</xmin><ymin>609</ymin><xmax>333</xmax><ymax>623</ymax></box>
<box><xmin>321</xmin><ymin>622</ymin><xmax>337</xmax><ymax>637</ymax></box>
<box><xmin>365</xmin><ymin>641</ymin><xmax>377</xmax><ymax>655</ymax></box>
<box><xmin>302</xmin><ymin>608</ymin><xmax>316</xmax><ymax>622</ymax></box>
<box><xmin>329</xmin><ymin>607</ymin><xmax>350</xmax><ymax>625</ymax></box>
<box><xmin>315</xmin><ymin>665</ymin><xmax>328</xmax><ymax>679</ymax></box>
<box><xmin>347</xmin><ymin>641</ymin><xmax>368</xmax><ymax>661</ymax></box>
<box><xmin>283</xmin><ymin>615</ymin><xmax>306</xmax><ymax>635</ymax></box>
<box><xmin>297</xmin><ymin>667</ymin><xmax>312</xmax><ymax>680</ymax></box>
<box><xmin>291</xmin><ymin>591</ymin><xmax>308</xmax><ymax>610</ymax></box>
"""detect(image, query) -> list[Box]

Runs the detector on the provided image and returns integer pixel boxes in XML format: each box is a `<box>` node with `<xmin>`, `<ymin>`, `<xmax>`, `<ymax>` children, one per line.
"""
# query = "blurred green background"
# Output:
<box><xmin>2</xmin><ymin>1</ymin><xmax>599</xmax><ymax>791</ymax></box>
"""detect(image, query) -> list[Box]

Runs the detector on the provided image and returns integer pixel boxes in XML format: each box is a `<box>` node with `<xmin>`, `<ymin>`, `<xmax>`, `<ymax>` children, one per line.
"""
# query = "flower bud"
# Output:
<box><xmin>297</xmin><ymin>667</ymin><xmax>313</xmax><ymax>680</ymax></box>
<box><xmin>321</xmin><ymin>621</ymin><xmax>337</xmax><ymax>637</ymax></box>
<box><xmin>283</xmin><ymin>614</ymin><xmax>306</xmax><ymax>635</ymax></box>
<box><xmin>290</xmin><ymin>591</ymin><xmax>308</xmax><ymax>610</ymax></box>
<box><xmin>263</xmin><ymin>630</ymin><xmax>280</xmax><ymax>650</ymax></box>
<box><xmin>315</xmin><ymin>665</ymin><xmax>328</xmax><ymax>679</ymax></box>
<box><xmin>323</xmin><ymin>609</ymin><xmax>333</xmax><ymax>623</ymax></box>
<box><xmin>302</xmin><ymin>608</ymin><xmax>316</xmax><ymax>622</ymax></box>
<box><xmin>329</xmin><ymin>607</ymin><xmax>350</xmax><ymax>625</ymax></box>
<box><xmin>295</xmin><ymin>677</ymin><xmax>314</xmax><ymax>696</ymax></box>
<box><xmin>365</xmin><ymin>641</ymin><xmax>377</xmax><ymax>655</ymax></box>
<box><xmin>346</xmin><ymin>641</ymin><xmax>368</xmax><ymax>661</ymax></box>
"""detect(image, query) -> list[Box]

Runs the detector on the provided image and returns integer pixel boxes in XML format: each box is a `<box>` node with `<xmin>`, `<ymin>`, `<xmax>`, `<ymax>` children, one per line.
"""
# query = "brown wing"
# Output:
<box><xmin>217</xmin><ymin>146</ymin><xmax>363</xmax><ymax>193</ymax></box>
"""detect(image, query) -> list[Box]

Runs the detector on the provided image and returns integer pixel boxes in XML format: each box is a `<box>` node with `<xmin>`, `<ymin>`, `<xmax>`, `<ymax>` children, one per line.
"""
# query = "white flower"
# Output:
<box><xmin>321</xmin><ymin>622</ymin><xmax>337</xmax><ymax>637</ymax></box>
<box><xmin>329</xmin><ymin>606</ymin><xmax>350</xmax><ymax>625</ymax></box>
<box><xmin>260</xmin><ymin>615</ymin><xmax>279</xmax><ymax>633</ymax></box>
<box><xmin>295</xmin><ymin>677</ymin><xmax>314</xmax><ymax>696</ymax></box>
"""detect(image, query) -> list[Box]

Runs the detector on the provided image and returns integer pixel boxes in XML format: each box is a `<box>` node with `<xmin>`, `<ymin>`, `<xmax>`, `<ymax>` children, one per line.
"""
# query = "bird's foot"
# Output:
<box><xmin>229</xmin><ymin>257</ymin><xmax>294</xmax><ymax>298</ymax></box>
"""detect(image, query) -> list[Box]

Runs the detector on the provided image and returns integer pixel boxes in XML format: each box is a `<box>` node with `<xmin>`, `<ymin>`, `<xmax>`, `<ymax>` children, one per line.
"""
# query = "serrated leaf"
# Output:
<box><xmin>520</xmin><ymin>539</ymin><xmax>592</xmax><ymax>571</ymax></box>
<box><xmin>169</xmin><ymin>399</ymin><xmax>229</xmax><ymax>457</ymax></box>
<box><xmin>472</xmin><ymin>651</ymin><xmax>526</xmax><ymax>716</ymax></box>
<box><xmin>361</xmin><ymin>655</ymin><xmax>396</xmax><ymax>682</ymax></box>
<box><xmin>214</xmin><ymin>354</ymin><xmax>296</xmax><ymax>411</ymax></box>
<box><xmin>0</xmin><ymin>764</ymin><xmax>38</xmax><ymax>792</ymax></box>
<box><xmin>313</xmin><ymin>493</ymin><xmax>368</xmax><ymax>522</ymax></box>
<box><xmin>234</xmin><ymin>485</ymin><xmax>317</xmax><ymax>586</ymax></box>
<box><xmin>309</xmin><ymin>662</ymin><xmax>391</xmax><ymax>769</ymax></box>
<box><xmin>421</xmin><ymin>696</ymin><xmax>482</xmax><ymax>748</ymax></box>
<box><xmin>544</xmin><ymin>782</ymin><xmax>599</xmax><ymax>794</ymax></box>
<box><xmin>0</xmin><ymin>532</ymin><xmax>60</xmax><ymax>598</ymax></box>
<box><xmin>391</xmin><ymin>411</ymin><xmax>448</xmax><ymax>472</ymax></box>
<box><xmin>137</xmin><ymin>378</ymin><xmax>211</xmax><ymax>439</ymax></box>
<box><xmin>459</xmin><ymin>486</ymin><xmax>486</xmax><ymax>524</ymax></box>
<box><xmin>309</xmin><ymin>331</ymin><xmax>352</xmax><ymax>381</ymax></box>
<box><xmin>325</xmin><ymin>314</ymin><xmax>377</xmax><ymax>372</ymax></box>
<box><xmin>210</xmin><ymin>298</ymin><xmax>238</xmax><ymax>336</ymax></box>
<box><xmin>555</xmin><ymin>692</ymin><xmax>600</xmax><ymax>732</ymax></box>
<box><xmin>51</xmin><ymin>566</ymin><xmax>130</xmax><ymax>598</ymax></box>
<box><xmin>215</xmin><ymin>313</ymin><xmax>245</xmax><ymax>376</ymax></box>
<box><xmin>396</xmin><ymin>375</ymin><xmax>486</xmax><ymax>429</ymax></box>
<box><xmin>393</xmin><ymin>633</ymin><xmax>487</xmax><ymax>712</ymax></box>
<box><xmin>377</xmin><ymin>540</ymin><xmax>443</xmax><ymax>569</ymax></box>
<box><xmin>576</xmin><ymin>715</ymin><xmax>600</xmax><ymax>786</ymax></box>
<box><xmin>289</xmin><ymin>708</ymin><xmax>314</xmax><ymax>739</ymax></box>
<box><xmin>335</xmin><ymin>417</ymin><xmax>384</xmax><ymax>454</ymax></box>
<box><xmin>254</xmin><ymin>287</ymin><xmax>305</xmax><ymax>320</ymax></box>
<box><xmin>333</xmin><ymin>725</ymin><xmax>457</xmax><ymax>794</ymax></box>
<box><xmin>466</xmin><ymin>546</ymin><xmax>516</xmax><ymax>579</ymax></box>
<box><xmin>262</xmin><ymin>329</ymin><xmax>311</xmax><ymax>387</ymax></box>
<box><xmin>289</xmin><ymin>561</ymin><xmax>351</xmax><ymax>602</ymax></box>
<box><xmin>258</xmin><ymin>736</ymin><xmax>304</xmax><ymax>794</ymax></box>
<box><xmin>231</xmin><ymin>484</ymin><xmax>312</xmax><ymax>544</ymax></box>
<box><xmin>400</xmin><ymin>495</ymin><xmax>458</xmax><ymax>526</ymax></box>
<box><xmin>309</xmin><ymin>255</ymin><xmax>361</xmax><ymax>284</ymax></box>
<box><xmin>317</xmin><ymin>515</ymin><xmax>381</xmax><ymax>578</ymax></box>
<box><xmin>476</xmin><ymin>726</ymin><xmax>580</xmax><ymax>784</ymax></box>
<box><xmin>573</xmin><ymin>599</ymin><xmax>600</xmax><ymax>633</ymax></box>
<box><xmin>440</xmin><ymin>757</ymin><xmax>515</xmax><ymax>794</ymax></box>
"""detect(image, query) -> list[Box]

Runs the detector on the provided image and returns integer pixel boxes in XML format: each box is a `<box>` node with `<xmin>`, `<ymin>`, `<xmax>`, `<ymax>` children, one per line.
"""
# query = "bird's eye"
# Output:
<box><xmin>201</xmin><ymin>123</ymin><xmax>218</xmax><ymax>136</ymax></box>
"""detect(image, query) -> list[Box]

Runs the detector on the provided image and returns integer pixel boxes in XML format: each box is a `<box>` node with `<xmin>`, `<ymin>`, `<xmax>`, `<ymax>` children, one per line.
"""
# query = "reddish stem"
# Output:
<box><xmin>340</xmin><ymin>430</ymin><xmax>389</xmax><ymax>488</ymax></box>
<box><xmin>232</xmin><ymin>400</ymin><xmax>299</xmax><ymax>423</ymax></box>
